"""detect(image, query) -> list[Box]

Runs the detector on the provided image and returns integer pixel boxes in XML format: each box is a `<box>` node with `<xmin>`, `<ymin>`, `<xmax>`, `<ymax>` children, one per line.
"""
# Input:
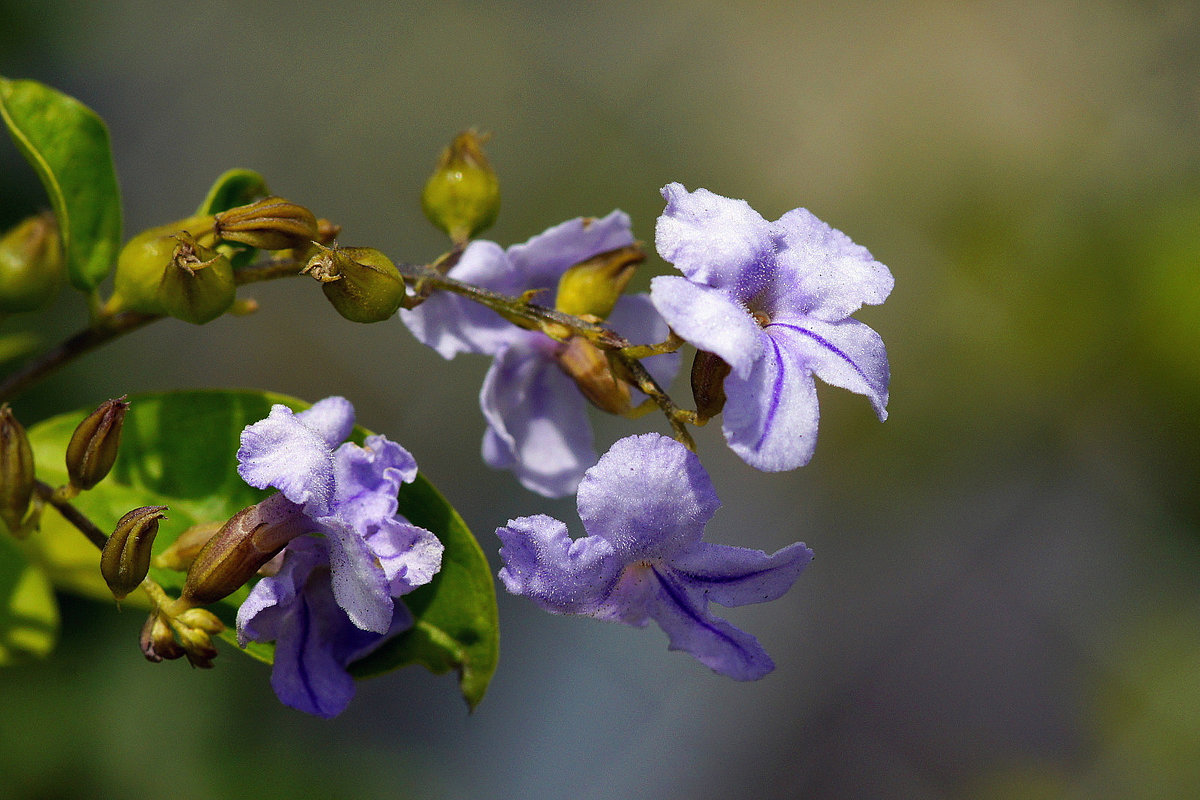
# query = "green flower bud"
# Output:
<box><xmin>555</xmin><ymin>336</ymin><xmax>633</xmax><ymax>415</ymax></box>
<box><xmin>0</xmin><ymin>211</ymin><xmax>63</xmax><ymax>314</ymax></box>
<box><xmin>554</xmin><ymin>244</ymin><xmax>643</xmax><ymax>319</ymax></box>
<box><xmin>181</xmin><ymin>493</ymin><xmax>311</xmax><ymax>606</ymax></box>
<box><xmin>690</xmin><ymin>350</ymin><xmax>731</xmax><ymax>423</ymax></box>
<box><xmin>302</xmin><ymin>243</ymin><xmax>406</xmax><ymax>323</ymax></box>
<box><xmin>0</xmin><ymin>405</ymin><xmax>35</xmax><ymax>536</ymax></box>
<box><xmin>100</xmin><ymin>505</ymin><xmax>166</xmax><ymax>601</ymax></box>
<box><xmin>111</xmin><ymin>215</ymin><xmax>237</xmax><ymax>324</ymax></box>
<box><xmin>422</xmin><ymin>130</ymin><xmax>500</xmax><ymax>245</ymax></box>
<box><xmin>213</xmin><ymin>196</ymin><xmax>319</xmax><ymax>251</ymax></box>
<box><xmin>65</xmin><ymin>396</ymin><xmax>129</xmax><ymax>492</ymax></box>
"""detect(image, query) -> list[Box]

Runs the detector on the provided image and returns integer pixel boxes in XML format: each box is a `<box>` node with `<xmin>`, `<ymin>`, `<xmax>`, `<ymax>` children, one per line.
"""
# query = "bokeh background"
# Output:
<box><xmin>3</xmin><ymin>1</ymin><xmax>1200</xmax><ymax>797</ymax></box>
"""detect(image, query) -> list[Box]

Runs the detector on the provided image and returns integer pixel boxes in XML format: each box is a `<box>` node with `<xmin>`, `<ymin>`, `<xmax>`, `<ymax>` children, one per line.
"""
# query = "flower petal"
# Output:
<box><xmin>722</xmin><ymin>334</ymin><xmax>820</xmax><ymax>471</ymax></box>
<box><xmin>670</xmin><ymin>541</ymin><xmax>813</xmax><ymax>607</ymax></box>
<box><xmin>479</xmin><ymin>343</ymin><xmax>597</xmax><ymax>497</ymax></box>
<box><xmin>648</xmin><ymin>566</ymin><xmax>775</xmax><ymax>680</ymax></box>
<box><xmin>497</xmin><ymin>514</ymin><xmax>622</xmax><ymax>614</ymax></box>
<box><xmin>507</xmin><ymin>210</ymin><xmax>634</xmax><ymax>290</ymax></box>
<box><xmin>575</xmin><ymin>434</ymin><xmax>719</xmax><ymax>559</ymax></box>
<box><xmin>772</xmin><ymin>208</ymin><xmax>893</xmax><ymax>321</ymax></box>
<box><xmin>294</xmin><ymin>396</ymin><xmax>356</xmax><ymax>450</ymax></box>
<box><xmin>366</xmin><ymin>517</ymin><xmax>444</xmax><ymax>596</ymax></box>
<box><xmin>332</xmin><ymin>434</ymin><xmax>418</xmax><ymax>530</ymax></box>
<box><xmin>319</xmin><ymin>517</ymin><xmax>394</xmax><ymax>634</ymax></box>
<box><xmin>237</xmin><ymin>404</ymin><xmax>336</xmax><ymax>516</ymax></box>
<box><xmin>768</xmin><ymin>317</ymin><xmax>889</xmax><ymax>420</ymax></box>
<box><xmin>655</xmin><ymin>183</ymin><xmax>774</xmax><ymax>295</ymax></box>
<box><xmin>650</xmin><ymin>276</ymin><xmax>762</xmax><ymax>377</ymax></box>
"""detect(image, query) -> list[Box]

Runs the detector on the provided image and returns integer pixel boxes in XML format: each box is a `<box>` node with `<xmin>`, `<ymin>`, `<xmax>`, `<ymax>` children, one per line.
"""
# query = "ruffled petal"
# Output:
<box><xmin>647</xmin><ymin>566</ymin><xmax>775</xmax><ymax>681</ymax></box>
<box><xmin>670</xmin><ymin>541</ymin><xmax>813</xmax><ymax>607</ymax></box>
<box><xmin>496</xmin><ymin>514</ymin><xmax>622</xmax><ymax>614</ymax></box>
<box><xmin>772</xmin><ymin>208</ymin><xmax>893</xmax><ymax>321</ymax></box>
<box><xmin>768</xmin><ymin>317</ymin><xmax>889</xmax><ymax>420</ymax></box>
<box><xmin>399</xmin><ymin>240</ymin><xmax>526</xmax><ymax>358</ymax></box>
<box><xmin>318</xmin><ymin>517</ymin><xmax>394</xmax><ymax>634</ymax></box>
<box><xmin>722</xmin><ymin>334</ymin><xmax>820</xmax><ymax>471</ymax></box>
<box><xmin>479</xmin><ymin>343</ymin><xmax>596</xmax><ymax>497</ymax></box>
<box><xmin>506</xmin><ymin>210</ymin><xmax>635</xmax><ymax>290</ymax></box>
<box><xmin>331</xmin><ymin>435</ymin><xmax>418</xmax><ymax>530</ymax></box>
<box><xmin>366</xmin><ymin>517</ymin><xmax>444</xmax><ymax>596</ymax></box>
<box><xmin>655</xmin><ymin>183</ymin><xmax>774</xmax><ymax>296</ymax></box>
<box><xmin>237</xmin><ymin>404</ymin><xmax>336</xmax><ymax>516</ymax></box>
<box><xmin>605</xmin><ymin>293</ymin><xmax>680</xmax><ymax>391</ymax></box>
<box><xmin>575</xmin><ymin>434</ymin><xmax>719</xmax><ymax>560</ymax></box>
<box><xmin>236</xmin><ymin>536</ymin><xmax>328</xmax><ymax>646</ymax></box>
<box><xmin>294</xmin><ymin>396</ymin><xmax>356</xmax><ymax>450</ymax></box>
<box><xmin>649</xmin><ymin>276</ymin><xmax>762</xmax><ymax>377</ymax></box>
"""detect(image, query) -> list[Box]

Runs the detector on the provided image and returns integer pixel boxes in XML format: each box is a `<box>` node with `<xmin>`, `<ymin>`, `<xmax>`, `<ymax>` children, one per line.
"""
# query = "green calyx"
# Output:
<box><xmin>303</xmin><ymin>243</ymin><xmax>406</xmax><ymax>323</ymax></box>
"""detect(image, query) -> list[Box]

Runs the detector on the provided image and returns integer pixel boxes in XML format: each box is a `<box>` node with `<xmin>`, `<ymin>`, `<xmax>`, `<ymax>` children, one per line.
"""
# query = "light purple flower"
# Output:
<box><xmin>497</xmin><ymin>433</ymin><xmax>812</xmax><ymax>680</ymax></box>
<box><xmin>234</xmin><ymin>397</ymin><xmax>444</xmax><ymax>716</ymax></box>
<box><xmin>400</xmin><ymin>211</ymin><xmax>678</xmax><ymax>497</ymax></box>
<box><xmin>651</xmin><ymin>183</ymin><xmax>892</xmax><ymax>471</ymax></box>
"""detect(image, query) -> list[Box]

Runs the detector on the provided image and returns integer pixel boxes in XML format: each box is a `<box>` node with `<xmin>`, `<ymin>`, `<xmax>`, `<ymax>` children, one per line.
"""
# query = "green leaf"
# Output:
<box><xmin>0</xmin><ymin>535</ymin><xmax>59</xmax><ymax>665</ymax></box>
<box><xmin>0</xmin><ymin>77</ymin><xmax>122</xmax><ymax>292</ymax></box>
<box><xmin>21</xmin><ymin>390</ymin><xmax>498</xmax><ymax>707</ymax></box>
<box><xmin>195</xmin><ymin>168</ymin><xmax>269</xmax><ymax>216</ymax></box>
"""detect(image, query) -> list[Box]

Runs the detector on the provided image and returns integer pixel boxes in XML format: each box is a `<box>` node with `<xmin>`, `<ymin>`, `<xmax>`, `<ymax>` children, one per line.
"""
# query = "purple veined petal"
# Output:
<box><xmin>605</xmin><ymin>293</ymin><xmax>680</xmax><ymax>391</ymax></box>
<box><xmin>332</xmin><ymin>435</ymin><xmax>418</xmax><ymax>530</ymax></box>
<box><xmin>237</xmin><ymin>404</ymin><xmax>336</xmax><ymax>516</ymax></box>
<box><xmin>647</xmin><ymin>566</ymin><xmax>776</xmax><ymax>681</ymax></box>
<box><xmin>649</xmin><ymin>276</ymin><xmax>763</xmax><ymax>378</ymax></box>
<box><xmin>670</xmin><ymin>541</ymin><xmax>813</xmax><ymax>608</ymax></box>
<box><xmin>366</xmin><ymin>517</ymin><xmax>444</xmax><ymax>596</ymax></box>
<box><xmin>479</xmin><ymin>343</ymin><xmax>597</xmax><ymax>498</ymax></box>
<box><xmin>575</xmin><ymin>434</ymin><xmax>719</xmax><ymax>560</ymax></box>
<box><xmin>722</xmin><ymin>335</ymin><xmax>820</xmax><ymax>471</ymax></box>
<box><xmin>318</xmin><ymin>517</ymin><xmax>394</xmax><ymax>634</ymax></box>
<box><xmin>655</xmin><ymin>183</ymin><xmax>775</xmax><ymax>295</ymax></box>
<box><xmin>236</xmin><ymin>536</ymin><xmax>330</xmax><ymax>646</ymax></box>
<box><xmin>506</xmin><ymin>210</ymin><xmax>635</xmax><ymax>290</ymax></box>
<box><xmin>771</xmin><ymin>208</ymin><xmax>894</xmax><ymax>322</ymax></box>
<box><xmin>767</xmin><ymin>317</ymin><xmax>889</xmax><ymax>420</ymax></box>
<box><xmin>496</xmin><ymin>514</ymin><xmax>623</xmax><ymax>615</ymax></box>
<box><xmin>399</xmin><ymin>240</ymin><xmax>526</xmax><ymax>359</ymax></box>
<box><xmin>294</xmin><ymin>396</ymin><xmax>356</xmax><ymax>450</ymax></box>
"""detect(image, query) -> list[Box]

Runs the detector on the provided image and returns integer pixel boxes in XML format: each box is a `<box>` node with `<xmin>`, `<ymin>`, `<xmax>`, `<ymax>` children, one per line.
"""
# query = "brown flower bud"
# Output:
<box><xmin>65</xmin><ymin>396</ymin><xmax>128</xmax><ymax>492</ymax></box>
<box><xmin>554</xmin><ymin>244</ymin><xmax>643</xmax><ymax>320</ymax></box>
<box><xmin>181</xmin><ymin>493</ymin><xmax>311</xmax><ymax>606</ymax></box>
<box><xmin>302</xmin><ymin>244</ymin><xmax>406</xmax><ymax>323</ymax></box>
<box><xmin>140</xmin><ymin>612</ymin><xmax>184</xmax><ymax>663</ymax></box>
<box><xmin>556</xmin><ymin>336</ymin><xmax>632</xmax><ymax>415</ymax></box>
<box><xmin>100</xmin><ymin>506</ymin><xmax>166</xmax><ymax>601</ymax></box>
<box><xmin>690</xmin><ymin>350</ymin><xmax>731</xmax><ymax>423</ymax></box>
<box><xmin>0</xmin><ymin>405</ymin><xmax>35</xmax><ymax>536</ymax></box>
<box><xmin>214</xmin><ymin>196</ymin><xmax>319</xmax><ymax>251</ymax></box>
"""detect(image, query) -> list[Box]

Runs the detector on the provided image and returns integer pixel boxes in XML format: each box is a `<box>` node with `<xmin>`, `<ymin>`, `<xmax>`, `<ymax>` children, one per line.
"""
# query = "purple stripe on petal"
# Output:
<box><xmin>652</xmin><ymin>566</ymin><xmax>738</xmax><ymax>646</ymax></box>
<box><xmin>768</xmin><ymin>322</ymin><xmax>869</xmax><ymax>384</ymax></box>
<box><xmin>755</xmin><ymin>335</ymin><xmax>787</xmax><ymax>451</ymax></box>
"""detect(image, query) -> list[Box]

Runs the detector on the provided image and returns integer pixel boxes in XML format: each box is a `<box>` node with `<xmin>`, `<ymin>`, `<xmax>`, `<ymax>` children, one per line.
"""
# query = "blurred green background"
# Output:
<box><xmin>3</xmin><ymin>1</ymin><xmax>1200</xmax><ymax>797</ymax></box>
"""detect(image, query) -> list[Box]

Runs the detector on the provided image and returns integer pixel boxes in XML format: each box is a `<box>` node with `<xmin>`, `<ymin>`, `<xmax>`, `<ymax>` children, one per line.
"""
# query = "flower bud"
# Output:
<box><xmin>181</xmin><ymin>493</ymin><xmax>311</xmax><ymax>606</ymax></box>
<box><xmin>0</xmin><ymin>211</ymin><xmax>64</xmax><ymax>314</ymax></box>
<box><xmin>302</xmin><ymin>243</ymin><xmax>406</xmax><ymax>323</ymax></box>
<box><xmin>422</xmin><ymin>130</ymin><xmax>500</xmax><ymax>245</ymax></box>
<box><xmin>556</xmin><ymin>336</ymin><xmax>632</xmax><ymax>415</ymax></box>
<box><xmin>140</xmin><ymin>612</ymin><xmax>184</xmax><ymax>662</ymax></box>
<box><xmin>156</xmin><ymin>232</ymin><xmax>236</xmax><ymax>324</ymax></box>
<box><xmin>65</xmin><ymin>396</ymin><xmax>129</xmax><ymax>492</ymax></box>
<box><xmin>153</xmin><ymin>520</ymin><xmax>221</xmax><ymax>572</ymax></box>
<box><xmin>100</xmin><ymin>506</ymin><xmax>166</xmax><ymax>601</ymax></box>
<box><xmin>554</xmin><ymin>244</ymin><xmax>642</xmax><ymax>320</ymax></box>
<box><xmin>690</xmin><ymin>350</ymin><xmax>731</xmax><ymax>423</ymax></box>
<box><xmin>214</xmin><ymin>196</ymin><xmax>319</xmax><ymax>251</ymax></box>
<box><xmin>0</xmin><ymin>405</ymin><xmax>35</xmax><ymax>536</ymax></box>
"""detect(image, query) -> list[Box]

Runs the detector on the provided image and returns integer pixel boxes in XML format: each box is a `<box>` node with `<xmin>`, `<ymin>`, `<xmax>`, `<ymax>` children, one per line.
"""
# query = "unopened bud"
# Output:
<box><xmin>153</xmin><ymin>520</ymin><xmax>221</xmax><ymax>572</ymax></box>
<box><xmin>140</xmin><ymin>612</ymin><xmax>184</xmax><ymax>662</ymax></box>
<box><xmin>0</xmin><ymin>211</ymin><xmax>64</xmax><ymax>314</ymax></box>
<box><xmin>0</xmin><ymin>405</ymin><xmax>35</xmax><ymax>536</ymax></box>
<box><xmin>691</xmin><ymin>350</ymin><xmax>731</xmax><ymax>423</ymax></box>
<box><xmin>302</xmin><ymin>244</ymin><xmax>406</xmax><ymax>323</ymax></box>
<box><xmin>422</xmin><ymin>130</ymin><xmax>500</xmax><ymax>245</ymax></box>
<box><xmin>214</xmin><ymin>196</ymin><xmax>319</xmax><ymax>251</ymax></box>
<box><xmin>181</xmin><ymin>493</ymin><xmax>311</xmax><ymax>605</ymax></box>
<box><xmin>65</xmin><ymin>396</ymin><xmax>128</xmax><ymax>492</ymax></box>
<box><xmin>177</xmin><ymin>607</ymin><xmax>224</xmax><ymax>634</ymax></box>
<box><xmin>556</xmin><ymin>337</ymin><xmax>632</xmax><ymax>415</ymax></box>
<box><xmin>554</xmin><ymin>244</ymin><xmax>642</xmax><ymax>319</ymax></box>
<box><xmin>100</xmin><ymin>506</ymin><xmax>166</xmax><ymax>601</ymax></box>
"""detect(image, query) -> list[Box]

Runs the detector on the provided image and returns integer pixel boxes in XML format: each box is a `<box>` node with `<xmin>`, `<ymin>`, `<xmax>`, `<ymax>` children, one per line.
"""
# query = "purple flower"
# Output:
<box><xmin>400</xmin><ymin>211</ymin><xmax>678</xmax><ymax>497</ymax></box>
<box><xmin>651</xmin><ymin>183</ymin><xmax>892</xmax><ymax>471</ymax></box>
<box><xmin>234</xmin><ymin>397</ymin><xmax>443</xmax><ymax>716</ymax></box>
<box><xmin>497</xmin><ymin>433</ymin><xmax>812</xmax><ymax>680</ymax></box>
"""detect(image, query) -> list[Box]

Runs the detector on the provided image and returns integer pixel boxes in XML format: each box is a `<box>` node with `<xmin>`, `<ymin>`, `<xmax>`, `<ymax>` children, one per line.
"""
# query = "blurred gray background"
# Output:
<box><xmin>3</xmin><ymin>1</ymin><xmax>1200</xmax><ymax>798</ymax></box>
